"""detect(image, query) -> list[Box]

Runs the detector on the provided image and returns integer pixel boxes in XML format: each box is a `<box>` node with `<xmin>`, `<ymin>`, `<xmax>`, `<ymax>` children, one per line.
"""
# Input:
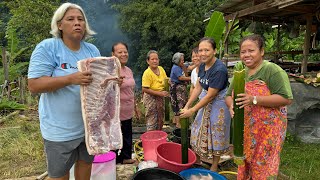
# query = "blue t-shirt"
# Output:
<box><xmin>170</xmin><ymin>64</ymin><xmax>184</xmax><ymax>84</ymax></box>
<box><xmin>28</xmin><ymin>38</ymin><xmax>101</xmax><ymax>142</ymax></box>
<box><xmin>198</xmin><ymin>59</ymin><xmax>228</xmax><ymax>91</ymax></box>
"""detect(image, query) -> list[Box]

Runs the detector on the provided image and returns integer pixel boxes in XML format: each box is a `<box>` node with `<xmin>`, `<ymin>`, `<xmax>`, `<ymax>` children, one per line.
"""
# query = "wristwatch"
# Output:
<box><xmin>253</xmin><ymin>96</ymin><xmax>257</xmax><ymax>105</ymax></box>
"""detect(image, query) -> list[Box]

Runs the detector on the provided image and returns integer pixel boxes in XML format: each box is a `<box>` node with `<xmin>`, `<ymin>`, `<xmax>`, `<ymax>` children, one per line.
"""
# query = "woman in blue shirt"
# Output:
<box><xmin>28</xmin><ymin>3</ymin><xmax>100</xmax><ymax>179</ymax></box>
<box><xmin>170</xmin><ymin>52</ymin><xmax>191</xmax><ymax>128</ymax></box>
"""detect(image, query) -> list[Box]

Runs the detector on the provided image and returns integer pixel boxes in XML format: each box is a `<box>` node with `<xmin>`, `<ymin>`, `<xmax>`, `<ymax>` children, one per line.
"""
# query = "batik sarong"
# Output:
<box><xmin>170</xmin><ymin>83</ymin><xmax>187</xmax><ymax>115</ymax></box>
<box><xmin>143</xmin><ymin>93</ymin><xmax>164</xmax><ymax>131</ymax></box>
<box><xmin>190</xmin><ymin>88</ymin><xmax>231</xmax><ymax>162</ymax></box>
<box><xmin>237</xmin><ymin>80</ymin><xmax>287</xmax><ymax>180</ymax></box>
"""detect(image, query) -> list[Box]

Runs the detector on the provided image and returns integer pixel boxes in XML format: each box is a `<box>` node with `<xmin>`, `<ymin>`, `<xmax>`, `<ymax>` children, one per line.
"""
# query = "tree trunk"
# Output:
<box><xmin>302</xmin><ymin>14</ymin><xmax>312</xmax><ymax>74</ymax></box>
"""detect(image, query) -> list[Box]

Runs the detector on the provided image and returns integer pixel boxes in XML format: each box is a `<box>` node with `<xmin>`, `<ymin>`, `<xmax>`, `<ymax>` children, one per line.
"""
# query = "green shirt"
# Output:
<box><xmin>227</xmin><ymin>60</ymin><xmax>293</xmax><ymax>99</ymax></box>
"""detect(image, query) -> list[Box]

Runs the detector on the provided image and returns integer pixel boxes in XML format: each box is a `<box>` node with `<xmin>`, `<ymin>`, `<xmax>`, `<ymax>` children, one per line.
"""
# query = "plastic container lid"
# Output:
<box><xmin>93</xmin><ymin>151</ymin><xmax>116</xmax><ymax>163</ymax></box>
<box><xmin>179</xmin><ymin>168</ymin><xmax>227</xmax><ymax>180</ymax></box>
<box><xmin>132</xmin><ymin>168</ymin><xmax>184</xmax><ymax>180</ymax></box>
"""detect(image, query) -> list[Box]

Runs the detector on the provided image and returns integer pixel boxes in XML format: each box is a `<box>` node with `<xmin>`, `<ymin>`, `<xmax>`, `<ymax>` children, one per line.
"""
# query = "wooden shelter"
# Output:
<box><xmin>216</xmin><ymin>0</ymin><xmax>320</xmax><ymax>73</ymax></box>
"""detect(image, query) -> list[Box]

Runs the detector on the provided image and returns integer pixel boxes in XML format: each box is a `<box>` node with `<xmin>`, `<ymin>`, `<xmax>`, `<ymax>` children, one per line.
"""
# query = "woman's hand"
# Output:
<box><xmin>159</xmin><ymin>91</ymin><xmax>169</xmax><ymax>97</ymax></box>
<box><xmin>69</xmin><ymin>71</ymin><xmax>93</xmax><ymax>85</ymax></box>
<box><xmin>179</xmin><ymin>108</ymin><xmax>194</xmax><ymax>118</ymax></box>
<box><xmin>229</xmin><ymin>104</ymin><xmax>235</xmax><ymax>118</ymax></box>
<box><xmin>235</xmin><ymin>93</ymin><xmax>253</xmax><ymax>109</ymax></box>
<box><xmin>118</xmin><ymin>76</ymin><xmax>125</xmax><ymax>86</ymax></box>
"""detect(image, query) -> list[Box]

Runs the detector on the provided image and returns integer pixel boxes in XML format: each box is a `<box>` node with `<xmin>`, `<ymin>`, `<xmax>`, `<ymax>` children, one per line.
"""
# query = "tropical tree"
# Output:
<box><xmin>0</xmin><ymin>0</ymin><xmax>61</xmax><ymax>82</ymax></box>
<box><xmin>112</xmin><ymin>0</ymin><xmax>222</xmax><ymax>74</ymax></box>
<box><xmin>5</xmin><ymin>0</ymin><xmax>61</xmax><ymax>51</ymax></box>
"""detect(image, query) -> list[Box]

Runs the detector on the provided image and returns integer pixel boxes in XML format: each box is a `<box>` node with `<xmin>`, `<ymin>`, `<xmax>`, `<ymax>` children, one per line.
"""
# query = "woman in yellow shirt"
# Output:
<box><xmin>142</xmin><ymin>50</ymin><xmax>169</xmax><ymax>131</ymax></box>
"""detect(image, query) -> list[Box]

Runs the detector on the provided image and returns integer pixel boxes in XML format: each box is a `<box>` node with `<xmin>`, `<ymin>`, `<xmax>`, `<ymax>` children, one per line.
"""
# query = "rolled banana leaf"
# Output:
<box><xmin>232</xmin><ymin>69</ymin><xmax>245</xmax><ymax>165</ymax></box>
<box><xmin>164</xmin><ymin>78</ymin><xmax>170</xmax><ymax>124</ymax></box>
<box><xmin>180</xmin><ymin>117</ymin><xmax>189</xmax><ymax>164</ymax></box>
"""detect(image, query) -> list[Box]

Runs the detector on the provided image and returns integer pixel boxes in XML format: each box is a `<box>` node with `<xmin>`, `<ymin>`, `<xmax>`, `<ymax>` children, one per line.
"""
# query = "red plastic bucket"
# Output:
<box><xmin>140</xmin><ymin>130</ymin><xmax>167</xmax><ymax>162</ymax></box>
<box><xmin>156</xmin><ymin>142</ymin><xmax>196</xmax><ymax>173</ymax></box>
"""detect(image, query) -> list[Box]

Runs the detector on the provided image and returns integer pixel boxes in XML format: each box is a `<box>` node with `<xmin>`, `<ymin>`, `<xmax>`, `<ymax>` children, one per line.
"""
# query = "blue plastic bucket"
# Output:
<box><xmin>180</xmin><ymin>168</ymin><xmax>227</xmax><ymax>180</ymax></box>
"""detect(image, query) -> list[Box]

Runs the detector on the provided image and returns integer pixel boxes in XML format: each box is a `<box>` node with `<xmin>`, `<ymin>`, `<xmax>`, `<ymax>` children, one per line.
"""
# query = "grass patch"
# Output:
<box><xmin>280</xmin><ymin>139</ymin><xmax>320</xmax><ymax>179</ymax></box>
<box><xmin>0</xmin><ymin>110</ymin><xmax>46</xmax><ymax>179</ymax></box>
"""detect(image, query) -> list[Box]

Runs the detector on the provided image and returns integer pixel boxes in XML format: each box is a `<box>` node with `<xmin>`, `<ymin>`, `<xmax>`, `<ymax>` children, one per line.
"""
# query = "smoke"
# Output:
<box><xmin>68</xmin><ymin>0</ymin><xmax>142</xmax><ymax>89</ymax></box>
<box><xmin>69</xmin><ymin>0</ymin><xmax>129</xmax><ymax>56</ymax></box>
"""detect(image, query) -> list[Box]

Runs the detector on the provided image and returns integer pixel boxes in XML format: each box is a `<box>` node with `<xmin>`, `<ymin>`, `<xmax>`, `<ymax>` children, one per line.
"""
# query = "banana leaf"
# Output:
<box><xmin>205</xmin><ymin>11</ymin><xmax>225</xmax><ymax>49</ymax></box>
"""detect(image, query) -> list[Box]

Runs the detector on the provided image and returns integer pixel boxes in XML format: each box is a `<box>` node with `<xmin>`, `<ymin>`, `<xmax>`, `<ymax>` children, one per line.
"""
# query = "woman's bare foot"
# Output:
<box><xmin>210</xmin><ymin>165</ymin><xmax>218</xmax><ymax>172</ymax></box>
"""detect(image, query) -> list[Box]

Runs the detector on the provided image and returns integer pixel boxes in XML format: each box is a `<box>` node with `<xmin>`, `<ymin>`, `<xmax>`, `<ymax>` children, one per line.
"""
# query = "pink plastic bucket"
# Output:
<box><xmin>140</xmin><ymin>130</ymin><xmax>167</xmax><ymax>161</ymax></box>
<box><xmin>156</xmin><ymin>142</ymin><xmax>196</xmax><ymax>173</ymax></box>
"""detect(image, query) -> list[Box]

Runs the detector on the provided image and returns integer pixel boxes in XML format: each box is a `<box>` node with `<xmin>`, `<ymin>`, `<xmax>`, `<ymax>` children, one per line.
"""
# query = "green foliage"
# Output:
<box><xmin>205</xmin><ymin>11</ymin><xmax>225</xmax><ymax>49</ymax></box>
<box><xmin>263</xmin><ymin>32</ymin><xmax>276</xmax><ymax>52</ymax></box>
<box><xmin>0</xmin><ymin>99</ymin><xmax>26</xmax><ymax>110</ymax></box>
<box><xmin>5</xmin><ymin>0</ymin><xmax>61</xmax><ymax>54</ymax></box>
<box><xmin>285</xmin><ymin>132</ymin><xmax>296</xmax><ymax>144</ymax></box>
<box><xmin>0</xmin><ymin>1</ymin><xmax>10</xmax><ymax>47</ymax></box>
<box><xmin>5</xmin><ymin>27</ymin><xmax>30</xmax><ymax>63</ymax></box>
<box><xmin>0</xmin><ymin>62</ymin><xmax>29</xmax><ymax>82</ymax></box>
<box><xmin>223</xmin><ymin>22</ymin><xmax>253</xmax><ymax>55</ymax></box>
<box><xmin>112</xmin><ymin>0</ymin><xmax>221</xmax><ymax>73</ymax></box>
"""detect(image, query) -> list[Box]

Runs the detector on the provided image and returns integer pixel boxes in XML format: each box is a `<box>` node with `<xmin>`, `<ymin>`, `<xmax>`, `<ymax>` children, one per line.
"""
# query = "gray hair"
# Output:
<box><xmin>146</xmin><ymin>50</ymin><xmax>158</xmax><ymax>60</ymax></box>
<box><xmin>172</xmin><ymin>52</ymin><xmax>184</xmax><ymax>65</ymax></box>
<box><xmin>50</xmin><ymin>2</ymin><xmax>96</xmax><ymax>39</ymax></box>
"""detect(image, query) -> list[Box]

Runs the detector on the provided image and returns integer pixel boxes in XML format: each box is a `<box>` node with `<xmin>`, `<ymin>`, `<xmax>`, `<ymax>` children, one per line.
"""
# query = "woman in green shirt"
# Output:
<box><xmin>225</xmin><ymin>34</ymin><xmax>293</xmax><ymax>179</ymax></box>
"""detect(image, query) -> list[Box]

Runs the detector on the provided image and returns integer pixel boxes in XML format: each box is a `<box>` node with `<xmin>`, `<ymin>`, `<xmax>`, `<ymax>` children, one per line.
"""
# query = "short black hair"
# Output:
<box><xmin>239</xmin><ymin>34</ymin><xmax>264</xmax><ymax>50</ymax></box>
<box><xmin>199</xmin><ymin>37</ymin><xmax>217</xmax><ymax>49</ymax></box>
<box><xmin>111</xmin><ymin>42</ymin><xmax>128</xmax><ymax>53</ymax></box>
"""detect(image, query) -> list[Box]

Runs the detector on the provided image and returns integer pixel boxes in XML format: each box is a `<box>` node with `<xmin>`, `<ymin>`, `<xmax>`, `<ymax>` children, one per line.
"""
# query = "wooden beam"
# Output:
<box><xmin>277</xmin><ymin>0</ymin><xmax>303</xmax><ymax>9</ymax></box>
<box><xmin>224</xmin><ymin>0</ymin><xmax>304</xmax><ymax>21</ymax></box>
<box><xmin>302</xmin><ymin>14</ymin><xmax>312</xmax><ymax>73</ymax></box>
<box><xmin>224</xmin><ymin>0</ymin><xmax>275</xmax><ymax>21</ymax></box>
<box><xmin>282</xmin><ymin>5</ymin><xmax>317</xmax><ymax>14</ymax></box>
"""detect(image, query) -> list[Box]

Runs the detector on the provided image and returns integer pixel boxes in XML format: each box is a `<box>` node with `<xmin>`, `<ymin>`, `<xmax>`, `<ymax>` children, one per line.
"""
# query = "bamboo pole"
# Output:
<box><xmin>180</xmin><ymin>117</ymin><xmax>189</xmax><ymax>164</ymax></box>
<box><xmin>232</xmin><ymin>69</ymin><xmax>245</xmax><ymax>165</ymax></box>
<box><xmin>164</xmin><ymin>78</ymin><xmax>170</xmax><ymax>124</ymax></box>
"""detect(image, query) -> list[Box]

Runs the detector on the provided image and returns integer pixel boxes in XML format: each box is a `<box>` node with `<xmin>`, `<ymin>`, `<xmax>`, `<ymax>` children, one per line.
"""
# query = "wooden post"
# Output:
<box><xmin>274</xmin><ymin>23</ymin><xmax>281</xmax><ymax>64</ymax></box>
<box><xmin>302</xmin><ymin>15</ymin><xmax>312</xmax><ymax>74</ymax></box>
<box><xmin>19</xmin><ymin>77</ymin><xmax>26</xmax><ymax>104</ymax></box>
<box><xmin>1</xmin><ymin>47</ymin><xmax>10</xmax><ymax>99</ymax></box>
<box><xmin>2</xmin><ymin>47</ymin><xmax>9</xmax><ymax>82</ymax></box>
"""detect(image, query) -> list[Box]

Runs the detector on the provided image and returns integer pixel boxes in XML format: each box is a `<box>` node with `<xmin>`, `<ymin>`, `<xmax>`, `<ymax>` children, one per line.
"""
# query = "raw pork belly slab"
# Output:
<box><xmin>78</xmin><ymin>57</ymin><xmax>122</xmax><ymax>155</ymax></box>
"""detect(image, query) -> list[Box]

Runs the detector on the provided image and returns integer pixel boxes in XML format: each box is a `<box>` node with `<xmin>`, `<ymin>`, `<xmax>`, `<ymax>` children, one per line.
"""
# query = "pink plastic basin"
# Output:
<box><xmin>140</xmin><ymin>130</ymin><xmax>167</xmax><ymax>162</ymax></box>
<box><xmin>156</xmin><ymin>142</ymin><xmax>196</xmax><ymax>173</ymax></box>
